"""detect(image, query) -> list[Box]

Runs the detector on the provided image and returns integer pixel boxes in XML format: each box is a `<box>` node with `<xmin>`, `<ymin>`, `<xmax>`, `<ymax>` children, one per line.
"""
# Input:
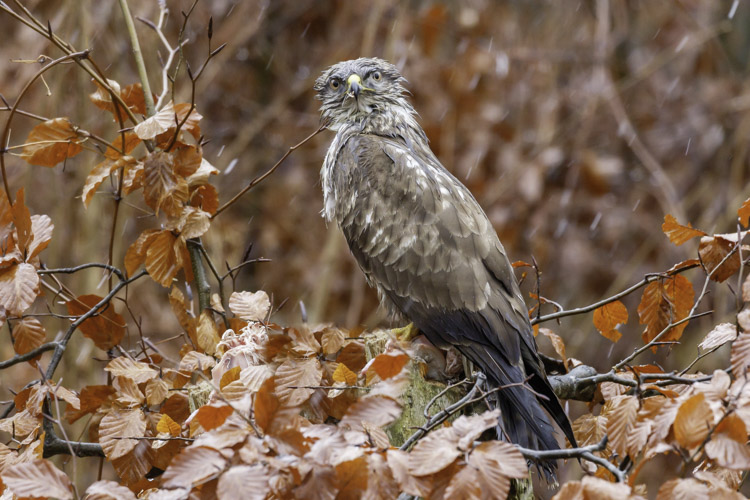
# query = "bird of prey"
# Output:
<box><xmin>314</xmin><ymin>58</ymin><xmax>576</xmax><ymax>476</ymax></box>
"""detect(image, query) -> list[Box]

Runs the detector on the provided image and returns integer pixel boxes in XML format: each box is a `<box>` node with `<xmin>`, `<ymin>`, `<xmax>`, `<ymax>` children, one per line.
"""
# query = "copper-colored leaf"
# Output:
<box><xmin>99</xmin><ymin>408</ymin><xmax>147</xmax><ymax>460</ymax></box>
<box><xmin>1</xmin><ymin>459</ymin><xmax>73</xmax><ymax>499</ymax></box>
<box><xmin>121</xmin><ymin>83</ymin><xmax>147</xmax><ymax>115</ymax></box>
<box><xmin>20</xmin><ymin>118</ymin><xmax>83</xmax><ymax>167</ymax></box>
<box><xmin>82</xmin><ymin>156</ymin><xmax>137</xmax><ymax>208</ymax></box>
<box><xmin>173</xmin><ymin>103</ymin><xmax>203</xmax><ymax>141</ymax></box>
<box><xmin>217</xmin><ymin>465</ymin><xmax>268</xmax><ymax>500</ymax></box>
<box><xmin>656</xmin><ymin>478</ymin><xmax>710</xmax><ymax>500</ymax></box>
<box><xmin>195</xmin><ymin>404</ymin><xmax>233</xmax><ymax>431</ymax></box>
<box><xmin>104</xmin><ymin>356</ymin><xmax>158</xmax><ymax>383</ymax></box>
<box><xmin>606</xmin><ymin>395</ymin><xmax>639</xmax><ymax>456</ymax></box>
<box><xmin>239</xmin><ymin>364</ymin><xmax>274</xmax><ymax>391</ymax></box>
<box><xmin>12</xmin><ymin>317</ymin><xmax>45</xmax><ymax>356</ymax></box>
<box><xmin>332</xmin><ymin>363</ymin><xmax>358</xmax><ymax>386</ymax></box>
<box><xmin>145</xmin><ymin>378</ymin><xmax>169</xmax><ymax>406</ymax></box>
<box><xmin>111</xmin><ymin>439</ymin><xmax>153</xmax><ymax>485</ymax></box>
<box><xmin>156</xmin><ymin>414</ymin><xmax>181</xmax><ymax>437</ymax></box>
<box><xmin>337</xmin><ymin>341</ymin><xmax>367</xmax><ymax>372</ymax></box>
<box><xmin>593</xmin><ymin>300</ymin><xmax>628</xmax><ymax>343</ymax></box>
<box><xmin>133</xmin><ymin>102</ymin><xmax>178</xmax><ymax>140</ymax></box>
<box><xmin>699</xmin><ymin>236</ymin><xmax>741</xmax><ymax>283</ymax></box>
<box><xmin>674</xmin><ymin>392</ymin><xmax>713</xmax><ymax>449</ymax></box>
<box><xmin>321</xmin><ymin>326</ymin><xmax>347</xmax><ymax>354</ymax></box>
<box><xmin>538</xmin><ymin>327</ymin><xmax>570</xmax><ymax>368</ymax></box>
<box><xmin>662</xmin><ymin>214</ymin><xmax>706</xmax><ymax>246</ymax></box>
<box><xmin>11</xmin><ymin>188</ymin><xmax>32</xmax><ymax>254</ymax></box>
<box><xmin>444</xmin><ymin>463</ymin><xmax>481</xmax><ymax>500</ymax></box>
<box><xmin>190</xmin><ymin>184</ymin><xmax>219</xmax><ymax>214</ymax></box>
<box><xmin>220</xmin><ymin>366</ymin><xmax>242</xmax><ymax>390</ymax></box>
<box><xmin>738</xmin><ymin>197</ymin><xmax>750</xmax><ymax>227</ymax></box>
<box><xmin>67</xmin><ymin>294</ymin><xmax>126</xmax><ymax>350</ymax></box>
<box><xmin>572</xmin><ymin>413</ymin><xmax>608</xmax><ymax>449</ymax></box>
<box><xmin>369</xmin><ymin>351</ymin><xmax>410</xmax><ymax>381</ymax></box>
<box><xmin>408</xmin><ymin>427</ymin><xmax>460</xmax><ymax>476</ymax></box>
<box><xmin>66</xmin><ymin>385</ymin><xmax>115</xmax><ymax>423</ymax></box>
<box><xmin>340</xmin><ymin>395</ymin><xmax>401</xmax><ymax>432</ymax></box>
<box><xmin>187</xmin><ymin>156</ymin><xmax>219</xmax><ymax>187</ymax></box>
<box><xmin>228</xmin><ymin>290</ymin><xmax>271</xmax><ymax>322</ymax></box>
<box><xmin>83</xmin><ymin>479</ymin><xmax>138</xmax><ymax>500</ymax></box>
<box><xmin>106</xmin><ymin>131</ymin><xmax>141</xmax><ymax>160</ymax></box>
<box><xmin>470</xmin><ymin>441</ymin><xmax>528</xmax><ymax>498</ymax></box>
<box><xmin>113</xmin><ymin>376</ymin><xmax>144</xmax><ymax>407</ymax></box>
<box><xmin>0</xmin><ymin>262</ymin><xmax>39</xmax><ymax>316</ymax></box>
<box><xmin>699</xmin><ymin>323</ymin><xmax>738</xmax><ymax>351</ymax></box>
<box><xmin>705</xmin><ymin>414</ymin><xmax>750</xmax><ymax>469</ymax></box>
<box><xmin>143</xmin><ymin>151</ymin><xmax>184</xmax><ymax>215</ymax></box>
<box><xmin>144</xmin><ymin>230</ymin><xmax>181</xmax><ymax>287</ymax></box>
<box><xmin>197</xmin><ymin>310</ymin><xmax>220</xmax><ymax>355</ymax></box>
<box><xmin>27</xmin><ymin>214</ymin><xmax>53</xmax><ymax>260</ymax></box>
<box><xmin>638</xmin><ymin>275</ymin><xmax>694</xmax><ymax>345</ymax></box>
<box><xmin>179</xmin><ymin>350</ymin><xmax>215</xmax><ymax>373</ymax></box>
<box><xmin>275</xmin><ymin>357</ymin><xmax>323</xmax><ymax>406</ymax></box>
<box><xmin>730</xmin><ymin>330</ymin><xmax>750</xmax><ymax>379</ymax></box>
<box><xmin>254</xmin><ymin>377</ymin><xmax>280</xmax><ymax>433</ymax></box>
<box><xmin>177</xmin><ymin>206</ymin><xmax>211</xmax><ymax>239</ymax></box>
<box><xmin>451</xmin><ymin>410</ymin><xmax>501</xmax><ymax>451</ymax></box>
<box><xmin>162</xmin><ymin>446</ymin><xmax>226</xmax><ymax>488</ymax></box>
<box><xmin>386</xmin><ymin>449</ymin><xmax>432</xmax><ymax>497</ymax></box>
<box><xmin>173</xmin><ymin>144</ymin><xmax>203</xmax><ymax>178</ymax></box>
<box><xmin>123</xmin><ymin>229</ymin><xmax>159</xmax><ymax>277</ymax></box>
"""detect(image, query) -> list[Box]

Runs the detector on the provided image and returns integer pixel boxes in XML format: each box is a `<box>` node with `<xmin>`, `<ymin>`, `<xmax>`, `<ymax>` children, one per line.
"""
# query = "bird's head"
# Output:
<box><xmin>314</xmin><ymin>58</ymin><xmax>411</xmax><ymax>129</ymax></box>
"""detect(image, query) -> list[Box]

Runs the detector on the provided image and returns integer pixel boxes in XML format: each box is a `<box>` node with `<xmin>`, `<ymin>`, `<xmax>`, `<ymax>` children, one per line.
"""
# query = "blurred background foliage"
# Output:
<box><xmin>1</xmin><ymin>0</ymin><xmax>748</xmax><ymax>443</ymax></box>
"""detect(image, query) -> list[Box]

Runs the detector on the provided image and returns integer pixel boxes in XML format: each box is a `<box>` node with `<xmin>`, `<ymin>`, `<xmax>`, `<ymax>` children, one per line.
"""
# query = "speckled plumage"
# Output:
<box><xmin>315</xmin><ymin>58</ymin><xmax>575</xmax><ymax>477</ymax></box>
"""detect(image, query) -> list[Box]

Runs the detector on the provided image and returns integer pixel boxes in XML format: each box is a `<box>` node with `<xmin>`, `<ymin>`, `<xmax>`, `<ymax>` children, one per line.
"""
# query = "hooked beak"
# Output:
<box><xmin>347</xmin><ymin>74</ymin><xmax>362</xmax><ymax>98</ymax></box>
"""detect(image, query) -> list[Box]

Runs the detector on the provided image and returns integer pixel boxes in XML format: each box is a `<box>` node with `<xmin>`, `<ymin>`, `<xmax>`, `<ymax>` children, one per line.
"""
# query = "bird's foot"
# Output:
<box><xmin>391</xmin><ymin>322</ymin><xmax>419</xmax><ymax>342</ymax></box>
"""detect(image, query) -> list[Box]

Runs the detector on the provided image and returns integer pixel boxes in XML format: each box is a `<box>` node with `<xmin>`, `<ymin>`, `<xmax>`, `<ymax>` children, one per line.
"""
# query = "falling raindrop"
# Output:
<box><xmin>225</xmin><ymin>158</ymin><xmax>238</xmax><ymax>175</ymax></box>
<box><xmin>685</xmin><ymin>137</ymin><xmax>691</xmax><ymax>156</ymax></box>
<box><xmin>300</xmin><ymin>22</ymin><xmax>311</xmax><ymax>38</ymax></box>
<box><xmin>217</xmin><ymin>144</ymin><xmax>225</xmax><ymax>158</ymax></box>
<box><xmin>729</xmin><ymin>0</ymin><xmax>739</xmax><ymax>19</ymax></box>
<box><xmin>632</xmin><ymin>199</ymin><xmax>641</xmax><ymax>212</ymax></box>
<box><xmin>590</xmin><ymin>212</ymin><xmax>602</xmax><ymax>231</ymax></box>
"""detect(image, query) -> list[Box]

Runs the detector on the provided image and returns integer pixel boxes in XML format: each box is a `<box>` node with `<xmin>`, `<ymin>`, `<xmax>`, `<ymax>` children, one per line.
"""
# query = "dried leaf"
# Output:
<box><xmin>699</xmin><ymin>323</ymin><xmax>738</xmax><ymax>351</ymax></box>
<box><xmin>228</xmin><ymin>290</ymin><xmax>271</xmax><ymax>322</ymax></box>
<box><xmin>321</xmin><ymin>326</ymin><xmax>347</xmax><ymax>354</ymax></box>
<box><xmin>145</xmin><ymin>378</ymin><xmax>169</xmax><ymax>406</ymax></box>
<box><xmin>1</xmin><ymin>459</ymin><xmax>73</xmax><ymax>499</ymax></box>
<box><xmin>730</xmin><ymin>330</ymin><xmax>750</xmax><ymax>379</ymax></box>
<box><xmin>20</xmin><ymin>118</ymin><xmax>83</xmax><ymax>167</ymax></box>
<box><xmin>386</xmin><ymin>449</ymin><xmax>432</xmax><ymax>497</ymax></box>
<box><xmin>538</xmin><ymin>327</ymin><xmax>570</xmax><ymax>368</ymax></box>
<box><xmin>144</xmin><ymin>230</ymin><xmax>181</xmax><ymax>287</ymax></box>
<box><xmin>239</xmin><ymin>364</ymin><xmax>274</xmax><ymax>392</ymax></box>
<box><xmin>332</xmin><ymin>363</ymin><xmax>358</xmax><ymax>386</ymax></box>
<box><xmin>254</xmin><ymin>377</ymin><xmax>280</xmax><ymax>433</ymax></box>
<box><xmin>638</xmin><ymin>275</ymin><xmax>694</xmax><ymax>346</ymax></box>
<box><xmin>606</xmin><ymin>395</ymin><xmax>639</xmax><ymax>457</ymax></box>
<box><xmin>83</xmin><ymin>479</ymin><xmax>138</xmax><ymax>500</ymax></box>
<box><xmin>593</xmin><ymin>301</ymin><xmax>628</xmax><ymax>343</ymax></box>
<box><xmin>738</xmin><ymin>198</ymin><xmax>750</xmax><ymax>227</ymax></box>
<box><xmin>173</xmin><ymin>103</ymin><xmax>203</xmax><ymax>141</ymax></box>
<box><xmin>123</xmin><ymin>229</ymin><xmax>159</xmax><ymax>277</ymax></box>
<box><xmin>408</xmin><ymin>427</ymin><xmax>460</xmax><ymax>476</ymax></box>
<box><xmin>177</xmin><ymin>206</ymin><xmax>211</xmax><ymax>239</ymax></box>
<box><xmin>656</xmin><ymin>478</ymin><xmax>709</xmax><ymax>500</ymax></box>
<box><xmin>275</xmin><ymin>357</ymin><xmax>323</xmax><ymax>406</ymax></box>
<box><xmin>99</xmin><ymin>408</ymin><xmax>147</xmax><ymax>460</ymax></box>
<box><xmin>104</xmin><ymin>356</ymin><xmax>158</xmax><ymax>383</ymax></box>
<box><xmin>705</xmin><ymin>415</ymin><xmax>750</xmax><ymax>469</ymax></box>
<box><xmin>0</xmin><ymin>262</ymin><xmax>40</xmax><ymax>316</ymax></box>
<box><xmin>369</xmin><ymin>351</ymin><xmax>410</xmax><ymax>381</ymax></box>
<box><xmin>67</xmin><ymin>294</ymin><xmax>126</xmax><ymax>350</ymax></box>
<box><xmin>27</xmin><ymin>214</ymin><xmax>53</xmax><ymax>260</ymax></box>
<box><xmin>187</xmin><ymin>157</ymin><xmax>219</xmax><ymax>187</ymax></box>
<box><xmin>82</xmin><ymin>156</ymin><xmax>137</xmax><ymax>208</ymax></box>
<box><xmin>113</xmin><ymin>376</ymin><xmax>144</xmax><ymax>407</ymax></box>
<box><xmin>11</xmin><ymin>187</ymin><xmax>32</xmax><ymax>255</ymax></box>
<box><xmin>572</xmin><ymin>413</ymin><xmax>608</xmax><ymax>448</ymax></box>
<box><xmin>195</xmin><ymin>404</ymin><xmax>233</xmax><ymax>431</ymax></box>
<box><xmin>12</xmin><ymin>317</ymin><xmax>45</xmax><ymax>356</ymax></box>
<box><xmin>196</xmin><ymin>310</ymin><xmax>221</xmax><ymax>355</ymax></box>
<box><xmin>444</xmin><ymin>463</ymin><xmax>481</xmax><ymax>500</ymax></box>
<box><xmin>162</xmin><ymin>446</ymin><xmax>227</xmax><ymax>488</ymax></box>
<box><xmin>662</xmin><ymin>214</ymin><xmax>706</xmax><ymax>246</ymax></box>
<box><xmin>470</xmin><ymin>441</ymin><xmax>528</xmax><ymax>498</ymax></box>
<box><xmin>134</xmin><ymin>101</ymin><xmax>178</xmax><ymax>140</ymax></box>
<box><xmin>339</xmin><ymin>395</ymin><xmax>401</xmax><ymax>432</ymax></box>
<box><xmin>66</xmin><ymin>385</ymin><xmax>115</xmax><ymax>424</ymax></box>
<box><xmin>143</xmin><ymin>151</ymin><xmax>181</xmax><ymax>214</ymax></box>
<box><xmin>674</xmin><ymin>392</ymin><xmax>713</xmax><ymax>449</ymax></box>
<box><xmin>220</xmin><ymin>366</ymin><xmax>242</xmax><ymax>390</ymax></box>
<box><xmin>217</xmin><ymin>465</ymin><xmax>268</xmax><ymax>500</ymax></box>
<box><xmin>179</xmin><ymin>351</ymin><xmax>215</xmax><ymax>373</ymax></box>
<box><xmin>699</xmin><ymin>236</ymin><xmax>741</xmax><ymax>283</ymax></box>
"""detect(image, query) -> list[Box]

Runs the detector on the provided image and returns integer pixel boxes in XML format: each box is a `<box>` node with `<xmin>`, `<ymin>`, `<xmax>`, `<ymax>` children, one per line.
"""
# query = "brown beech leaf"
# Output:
<box><xmin>321</xmin><ymin>326</ymin><xmax>347</xmax><ymax>354</ymax></box>
<box><xmin>99</xmin><ymin>408</ymin><xmax>147</xmax><ymax>460</ymax></box>
<box><xmin>82</xmin><ymin>156</ymin><xmax>137</xmax><ymax>208</ymax></box>
<box><xmin>451</xmin><ymin>410</ymin><xmax>501</xmax><ymax>451</ymax></box>
<box><xmin>220</xmin><ymin>366</ymin><xmax>242</xmax><ymax>390</ymax></box>
<box><xmin>254</xmin><ymin>377</ymin><xmax>280</xmax><ymax>433</ymax></box>
<box><xmin>142</xmin><ymin>151</ymin><xmax>185</xmax><ymax>215</ymax></box>
<box><xmin>145</xmin><ymin>378</ymin><xmax>169</xmax><ymax>406</ymax></box>
<box><xmin>228</xmin><ymin>290</ymin><xmax>271</xmax><ymax>322</ymax></box>
<box><xmin>538</xmin><ymin>327</ymin><xmax>569</xmax><ymax>369</ymax></box>
<box><xmin>173</xmin><ymin>103</ymin><xmax>203</xmax><ymax>141</ymax></box>
<box><xmin>190</xmin><ymin>184</ymin><xmax>219</xmax><ymax>215</ymax></box>
<box><xmin>638</xmin><ymin>275</ymin><xmax>694</xmax><ymax>346</ymax></box>
<box><xmin>699</xmin><ymin>323</ymin><xmax>738</xmax><ymax>351</ymax></box>
<box><xmin>84</xmin><ymin>479</ymin><xmax>138</xmax><ymax>500</ymax></box>
<box><xmin>123</xmin><ymin>229</ymin><xmax>159</xmax><ymax>277</ymax></box>
<box><xmin>444</xmin><ymin>463</ymin><xmax>481</xmax><ymax>500</ymax></box>
<box><xmin>340</xmin><ymin>395</ymin><xmax>401</xmax><ymax>432</ymax></box>
<box><xmin>113</xmin><ymin>376</ymin><xmax>144</xmax><ymax>407</ymax></box>
<box><xmin>332</xmin><ymin>363</ymin><xmax>358</xmax><ymax>386</ymax></box>
<box><xmin>66</xmin><ymin>385</ymin><xmax>115</xmax><ymax>423</ymax></box>
<box><xmin>144</xmin><ymin>230</ymin><xmax>181</xmax><ymax>287</ymax></box>
<box><xmin>369</xmin><ymin>351</ymin><xmax>410</xmax><ymax>380</ymax></box>
<box><xmin>195</xmin><ymin>404</ymin><xmax>233</xmax><ymax>431</ymax></box>
<box><xmin>177</xmin><ymin>206</ymin><xmax>210</xmax><ymax>239</ymax></box>
<box><xmin>606</xmin><ymin>395</ymin><xmax>639</xmax><ymax>457</ymax></box>
<box><xmin>705</xmin><ymin>414</ymin><xmax>750</xmax><ymax>469</ymax></box>
<box><xmin>121</xmin><ymin>83</ymin><xmax>147</xmax><ymax>115</ymax></box>
<box><xmin>12</xmin><ymin>317</ymin><xmax>45</xmax><ymax>356</ymax></box>
<box><xmin>67</xmin><ymin>295</ymin><xmax>126</xmax><ymax>350</ymax></box>
<box><xmin>386</xmin><ymin>449</ymin><xmax>432</xmax><ymax>497</ymax></box>
<box><xmin>699</xmin><ymin>236</ymin><xmax>741</xmax><ymax>283</ymax></box>
<box><xmin>111</xmin><ymin>439</ymin><xmax>153</xmax><ymax>485</ymax></box>
<box><xmin>104</xmin><ymin>356</ymin><xmax>158</xmax><ymax>383</ymax></box>
<box><xmin>156</xmin><ymin>414</ymin><xmax>181</xmax><ymax>437</ymax></box>
<box><xmin>572</xmin><ymin>413</ymin><xmax>608</xmax><ymax>449</ymax></box>
<box><xmin>365</xmin><ymin>452</ymin><xmax>401</xmax><ymax>499</ymax></box>
<box><xmin>89</xmin><ymin>78</ymin><xmax>122</xmax><ymax>113</ymax></box>
<box><xmin>674</xmin><ymin>392</ymin><xmax>713</xmax><ymax>449</ymax></box>
<box><xmin>179</xmin><ymin>350</ymin><xmax>215</xmax><ymax>373</ymax></box>
<box><xmin>106</xmin><ymin>131</ymin><xmax>141</xmax><ymax>160</ymax></box>
<box><xmin>1</xmin><ymin>458</ymin><xmax>73</xmax><ymax>499</ymax></box>
<box><xmin>408</xmin><ymin>427</ymin><xmax>460</xmax><ymax>476</ymax></box>
<box><xmin>28</xmin><ymin>214</ymin><xmax>53</xmax><ymax>260</ymax></box>
<box><xmin>593</xmin><ymin>300</ymin><xmax>628</xmax><ymax>343</ymax></box>
<box><xmin>739</xmin><ymin>197</ymin><xmax>750</xmax><ymax>227</ymax></box>
<box><xmin>470</xmin><ymin>441</ymin><xmax>528</xmax><ymax>498</ymax></box>
<box><xmin>662</xmin><ymin>214</ymin><xmax>706</xmax><ymax>246</ymax></box>
<box><xmin>553</xmin><ymin>476</ymin><xmax>638</xmax><ymax>500</ymax></box>
<box><xmin>275</xmin><ymin>357</ymin><xmax>323</xmax><ymax>406</ymax></box>
<box><xmin>337</xmin><ymin>340</ymin><xmax>367</xmax><ymax>372</ymax></box>
<box><xmin>186</xmin><ymin>156</ymin><xmax>219</xmax><ymax>187</ymax></box>
<box><xmin>656</xmin><ymin>478</ymin><xmax>710</xmax><ymax>500</ymax></box>
<box><xmin>197</xmin><ymin>310</ymin><xmax>220</xmax><ymax>355</ymax></box>
<box><xmin>240</xmin><ymin>364</ymin><xmax>274</xmax><ymax>391</ymax></box>
<box><xmin>0</xmin><ymin>262</ymin><xmax>40</xmax><ymax>316</ymax></box>
<box><xmin>11</xmin><ymin>187</ymin><xmax>32</xmax><ymax>254</ymax></box>
<box><xmin>730</xmin><ymin>330</ymin><xmax>750</xmax><ymax>379</ymax></box>
<box><xmin>20</xmin><ymin>118</ymin><xmax>83</xmax><ymax>167</ymax></box>
<box><xmin>173</xmin><ymin>144</ymin><xmax>203</xmax><ymax>178</ymax></box>
<box><xmin>162</xmin><ymin>446</ymin><xmax>227</xmax><ymax>489</ymax></box>
<box><xmin>133</xmin><ymin>101</ymin><xmax>178</xmax><ymax>140</ymax></box>
<box><xmin>217</xmin><ymin>465</ymin><xmax>268</xmax><ymax>500</ymax></box>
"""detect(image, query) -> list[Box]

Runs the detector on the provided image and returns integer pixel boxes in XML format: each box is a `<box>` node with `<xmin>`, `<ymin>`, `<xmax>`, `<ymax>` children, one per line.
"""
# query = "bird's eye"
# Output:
<box><xmin>329</xmin><ymin>78</ymin><xmax>341</xmax><ymax>90</ymax></box>
<box><xmin>371</xmin><ymin>71</ymin><xmax>382</xmax><ymax>81</ymax></box>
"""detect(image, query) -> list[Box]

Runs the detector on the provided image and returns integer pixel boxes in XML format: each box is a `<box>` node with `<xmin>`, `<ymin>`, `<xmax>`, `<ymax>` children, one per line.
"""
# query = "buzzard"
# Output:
<box><xmin>314</xmin><ymin>58</ymin><xmax>576</xmax><ymax>475</ymax></box>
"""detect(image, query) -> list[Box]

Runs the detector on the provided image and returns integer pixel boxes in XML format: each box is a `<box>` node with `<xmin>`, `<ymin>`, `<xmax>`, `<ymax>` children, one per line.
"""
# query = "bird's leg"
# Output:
<box><xmin>462</xmin><ymin>356</ymin><xmax>476</xmax><ymax>380</ymax></box>
<box><xmin>391</xmin><ymin>322</ymin><xmax>419</xmax><ymax>342</ymax></box>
